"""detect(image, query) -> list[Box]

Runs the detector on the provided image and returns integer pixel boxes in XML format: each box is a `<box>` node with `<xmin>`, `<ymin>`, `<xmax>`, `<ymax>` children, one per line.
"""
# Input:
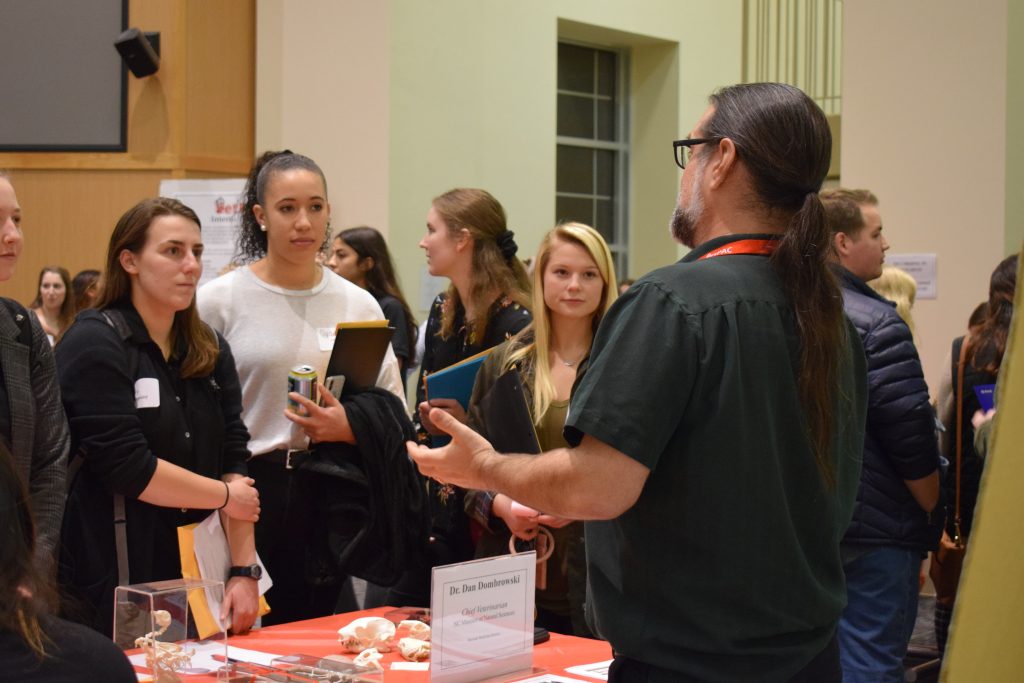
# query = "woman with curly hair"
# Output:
<box><xmin>198</xmin><ymin>151</ymin><xmax>407</xmax><ymax>624</ymax></box>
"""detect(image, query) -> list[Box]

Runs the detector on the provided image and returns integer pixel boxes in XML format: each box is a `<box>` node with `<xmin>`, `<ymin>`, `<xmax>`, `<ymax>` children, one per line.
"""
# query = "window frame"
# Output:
<box><xmin>555</xmin><ymin>40</ymin><xmax>631</xmax><ymax>277</ymax></box>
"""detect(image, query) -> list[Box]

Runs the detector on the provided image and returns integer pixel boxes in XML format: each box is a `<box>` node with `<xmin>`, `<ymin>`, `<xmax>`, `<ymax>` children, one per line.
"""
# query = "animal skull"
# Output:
<box><xmin>398</xmin><ymin>637</ymin><xmax>431</xmax><ymax>662</ymax></box>
<box><xmin>337</xmin><ymin>616</ymin><xmax>396</xmax><ymax>653</ymax></box>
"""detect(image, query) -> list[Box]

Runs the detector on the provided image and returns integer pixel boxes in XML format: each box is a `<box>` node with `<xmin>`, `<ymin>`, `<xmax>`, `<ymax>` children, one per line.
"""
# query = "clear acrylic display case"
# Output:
<box><xmin>114</xmin><ymin>578</ymin><xmax>227</xmax><ymax>681</ymax></box>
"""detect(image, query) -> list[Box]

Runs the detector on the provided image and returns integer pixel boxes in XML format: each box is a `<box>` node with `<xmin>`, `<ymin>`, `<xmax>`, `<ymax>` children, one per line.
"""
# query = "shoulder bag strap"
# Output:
<box><xmin>101</xmin><ymin>309</ymin><xmax>135</xmax><ymax>585</ymax></box>
<box><xmin>953</xmin><ymin>337</ymin><xmax>970</xmax><ymax>546</ymax></box>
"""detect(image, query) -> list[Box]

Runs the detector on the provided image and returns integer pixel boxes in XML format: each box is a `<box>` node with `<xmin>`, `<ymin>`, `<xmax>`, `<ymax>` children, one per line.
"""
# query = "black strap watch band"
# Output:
<box><xmin>228</xmin><ymin>564</ymin><xmax>262</xmax><ymax>580</ymax></box>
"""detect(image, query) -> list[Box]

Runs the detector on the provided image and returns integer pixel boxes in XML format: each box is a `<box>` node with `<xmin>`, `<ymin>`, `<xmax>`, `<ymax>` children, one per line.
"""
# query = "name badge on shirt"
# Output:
<box><xmin>135</xmin><ymin>377</ymin><xmax>160</xmax><ymax>409</ymax></box>
<box><xmin>317</xmin><ymin>326</ymin><xmax>337</xmax><ymax>352</ymax></box>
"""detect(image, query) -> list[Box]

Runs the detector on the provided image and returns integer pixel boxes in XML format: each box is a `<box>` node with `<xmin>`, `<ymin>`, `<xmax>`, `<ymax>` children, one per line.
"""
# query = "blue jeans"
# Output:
<box><xmin>838</xmin><ymin>545</ymin><xmax>920</xmax><ymax>683</ymax></box>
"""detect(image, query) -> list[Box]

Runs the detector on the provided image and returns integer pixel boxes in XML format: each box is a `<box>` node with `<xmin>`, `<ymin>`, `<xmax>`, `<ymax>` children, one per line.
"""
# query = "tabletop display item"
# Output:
<box><xmin>114</xmin><ymin>578</ymin><xmax>227</xmax><ymax>682</ymax></box>
<box><xmin>336</xmin><ymin>614</ymin><xmax>433</xmax><ymax>668</ymax></box>
<box><xmin>223</xmin><ymin>655</ymin><xmax>383</xmax><ymax>682</ymax></box>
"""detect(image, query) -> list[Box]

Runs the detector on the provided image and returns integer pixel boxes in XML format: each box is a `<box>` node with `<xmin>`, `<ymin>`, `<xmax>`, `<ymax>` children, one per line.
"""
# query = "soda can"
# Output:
<box><xmin>287</xmin><ymin>364</ymin><xmax>317</xmax><ymax>416</ymax></box>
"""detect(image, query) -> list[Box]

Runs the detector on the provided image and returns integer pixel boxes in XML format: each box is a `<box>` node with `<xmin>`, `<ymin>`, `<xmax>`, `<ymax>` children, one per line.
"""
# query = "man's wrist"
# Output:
<box><xmin>474</xmin><ymin>448</ymin><xmax>501</xmax><ymax>490</ymax></box>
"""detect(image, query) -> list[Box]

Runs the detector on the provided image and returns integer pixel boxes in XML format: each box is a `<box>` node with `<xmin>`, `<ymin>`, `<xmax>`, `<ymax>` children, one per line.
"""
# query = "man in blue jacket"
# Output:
<box><xmin>822</xmin><ymin>188</ymin><xmax>943</xmax><ymax>682</ymax></box>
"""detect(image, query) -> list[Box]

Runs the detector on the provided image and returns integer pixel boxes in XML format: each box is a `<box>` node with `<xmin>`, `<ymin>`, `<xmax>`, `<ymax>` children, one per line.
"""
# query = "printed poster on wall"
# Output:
<box><xmin>159</xmin><ymin>179</ymin><xmax>246</xmax><ymax>287</ymax></box>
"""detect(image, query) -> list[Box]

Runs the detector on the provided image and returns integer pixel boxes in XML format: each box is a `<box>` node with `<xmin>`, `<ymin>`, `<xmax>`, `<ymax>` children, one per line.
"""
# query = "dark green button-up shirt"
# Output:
<box><xmin>566</xmin><ymin>233</ymin><xmax>867</xmax><ymax>682</ymax></box>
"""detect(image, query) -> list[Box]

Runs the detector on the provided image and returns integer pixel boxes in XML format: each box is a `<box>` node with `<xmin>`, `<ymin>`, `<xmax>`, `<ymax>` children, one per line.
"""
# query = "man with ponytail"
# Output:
<box><xmin>822</xmin><ymin>189</ymin><xmax>942</xmax><ymax>682</ymax></box>
<box><xmin>409</xmin><ymin>83</ymin><xmax>868</xmax><ymax>682</ymax></box>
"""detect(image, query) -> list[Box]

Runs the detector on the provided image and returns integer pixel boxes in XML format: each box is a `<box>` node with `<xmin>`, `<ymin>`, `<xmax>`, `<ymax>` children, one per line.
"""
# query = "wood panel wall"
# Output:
<box><xmin>0</xmin><ymin>0</ymin><xmax>254</xmax><ymax>304</ymax></box>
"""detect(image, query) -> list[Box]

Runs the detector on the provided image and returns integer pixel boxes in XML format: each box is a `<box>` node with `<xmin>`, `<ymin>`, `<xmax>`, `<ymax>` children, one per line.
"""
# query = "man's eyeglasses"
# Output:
<box><xmin>673</xmin><ymin>138</ymin><xmax>722</xmax><ymax>169</ymax></box>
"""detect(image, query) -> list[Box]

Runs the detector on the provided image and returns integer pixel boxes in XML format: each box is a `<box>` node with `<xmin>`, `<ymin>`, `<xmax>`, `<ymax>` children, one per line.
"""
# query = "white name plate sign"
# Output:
<box><xmin>430</xmin><ymin>552</ymin><xmax>536</xmax><ymax>682</ymax></box>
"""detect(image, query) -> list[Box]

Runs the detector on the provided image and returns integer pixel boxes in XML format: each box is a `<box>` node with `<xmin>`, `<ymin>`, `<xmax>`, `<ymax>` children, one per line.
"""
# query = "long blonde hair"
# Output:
<box><xmin>505</xmin><ymin>223</ymin><xmax>617</xmax><ymax>423</ymax></box>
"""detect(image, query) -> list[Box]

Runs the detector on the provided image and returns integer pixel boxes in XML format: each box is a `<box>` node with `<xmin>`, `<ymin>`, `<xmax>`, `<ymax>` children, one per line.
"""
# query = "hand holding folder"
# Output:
<box><xmin>423</xmin><ymin>347</ymin><xmax>493</xmax><ymax>409</ymax></box>
<box><xmin>421</xmin><ymin>348</ymin><xmax>493</xmax><ymax>443</ymax></box>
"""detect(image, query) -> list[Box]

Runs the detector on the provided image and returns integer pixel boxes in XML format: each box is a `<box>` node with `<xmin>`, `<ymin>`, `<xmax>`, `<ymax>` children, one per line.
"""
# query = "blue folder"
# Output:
<box><xmin>424</xmin><ymin>348</ymin><xmax>492</xmax><ymax>409</ymax></box>
<box><xmin>973</xmin><ymin>384</ymin><xmax>996</xmax><ymax>412</ymax></box>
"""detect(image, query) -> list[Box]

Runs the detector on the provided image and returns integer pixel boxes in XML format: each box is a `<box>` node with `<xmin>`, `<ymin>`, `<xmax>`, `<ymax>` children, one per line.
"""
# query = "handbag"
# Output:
<box><xmin>929</xmin><ymin>337</ymin><xmax>969</xmax><ymax>607</ymax></box>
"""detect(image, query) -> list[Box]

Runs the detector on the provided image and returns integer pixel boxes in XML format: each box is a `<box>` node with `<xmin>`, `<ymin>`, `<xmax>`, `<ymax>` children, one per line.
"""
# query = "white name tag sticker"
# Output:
<box><xmin>134</xmin><ymin>378</ymin><xmax>160</xmax><ymax>409</ymax></box>
<box><xmin>316</xmin><ymin>326</ymin><xmax>336</xmax><ymax>352</ymax></box>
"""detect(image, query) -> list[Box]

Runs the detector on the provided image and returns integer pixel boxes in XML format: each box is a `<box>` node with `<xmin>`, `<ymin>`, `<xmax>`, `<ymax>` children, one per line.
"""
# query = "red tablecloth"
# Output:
<box><xmin>139</xmin><ymin>607</ymin><xmax>612</xmax><ymax>681</ymax></box>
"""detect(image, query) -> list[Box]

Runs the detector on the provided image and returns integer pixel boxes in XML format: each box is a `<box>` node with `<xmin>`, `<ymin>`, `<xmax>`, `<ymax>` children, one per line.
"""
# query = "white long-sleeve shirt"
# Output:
<box><xmin>197</xmin><ymin>265</ymin><xmax>403</xmax><ymax>455</ymax></box>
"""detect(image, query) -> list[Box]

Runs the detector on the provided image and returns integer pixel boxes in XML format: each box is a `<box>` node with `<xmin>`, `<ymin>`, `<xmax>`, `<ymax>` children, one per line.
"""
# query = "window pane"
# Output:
<box><xmin>558</xmin><ymin>43</ymin><xmax>595</xmax><ymax>93</ymax></box>
<box><xmin>557</xmin><ymin>145</ymin><xmax>593</xmax><ymax>195</ymax></box>
<box><xmin>556</xmin><ymin>196</ymin><xmax>594</xmax><ymax>226</ymax></box>
<box><xmin>558</xmin><ymin>93</ymin><xmax>594</xmax><ymax>138</ymax></box>
<box><xmin>597</xmin><ymin>50</ymin><xmax>616</xmax><ymax>97</ymax></box>
<box><xmin>595</xmin><ymin>199</ymin><xmax>614</xmax><ymax>242</ymax></box>
<box><xmin>596</xmin><ymin>150</ymin><xmax>615</xmax><ymax>197</ymax></box>
<box><xmin>597</xmin><ymin>98</ymin><xmax>616</xmax><ymax>141</ymax></box>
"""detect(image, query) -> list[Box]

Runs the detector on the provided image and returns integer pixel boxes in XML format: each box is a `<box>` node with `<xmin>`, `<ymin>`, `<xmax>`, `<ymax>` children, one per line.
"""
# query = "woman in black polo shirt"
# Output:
<box><xmin>57</xmin><ymin>198</ymin><xmax>260</xmax><ymax>636</ymax></box>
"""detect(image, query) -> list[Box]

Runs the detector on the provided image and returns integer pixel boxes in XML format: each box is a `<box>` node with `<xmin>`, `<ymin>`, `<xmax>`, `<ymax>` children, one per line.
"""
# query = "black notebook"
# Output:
<box><xmin>325</xmin><ymin>321</ymin><xmax>395</xmax><ymax>398</ymax></box>
<box><xmin>476</xmin><ymin>369</ymin><xmax>541</xmax><ymax>455</ymax></box>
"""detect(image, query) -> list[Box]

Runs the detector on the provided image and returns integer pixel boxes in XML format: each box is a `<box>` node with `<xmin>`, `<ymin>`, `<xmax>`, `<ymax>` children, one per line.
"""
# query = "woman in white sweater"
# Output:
<box><xmin>198</xmin><ymin>151</ymin><xmax>403</xmax><ymax>625</ymax></box>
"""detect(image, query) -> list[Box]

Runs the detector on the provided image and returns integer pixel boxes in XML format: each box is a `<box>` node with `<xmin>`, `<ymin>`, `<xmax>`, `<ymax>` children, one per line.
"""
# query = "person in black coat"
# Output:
<box><xmin>823</xmin><ymin>189</ymin><xmax>942</xmax><ymax>683</ymax></box>
<box><xmin>57</xmin><ymin>198</ymin><xmax>261</xmax><ymax>636</ymax></box>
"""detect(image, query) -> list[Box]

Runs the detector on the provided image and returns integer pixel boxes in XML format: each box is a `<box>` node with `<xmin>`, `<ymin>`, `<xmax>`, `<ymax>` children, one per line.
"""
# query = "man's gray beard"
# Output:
<box><xmin>669</xmin><ymin>185</ymin><xmax>703</xmax><ymax>248</ymax></box>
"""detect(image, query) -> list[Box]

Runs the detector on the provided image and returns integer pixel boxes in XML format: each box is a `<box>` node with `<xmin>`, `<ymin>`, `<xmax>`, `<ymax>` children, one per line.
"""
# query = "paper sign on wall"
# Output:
<box><xmin>159</xmin><ymin>179</ymin><xmax>247</xmax><ymax>287</ymax></box>
<box><xmin>885</xmin><ymin>253</ymin><xmax>938</xmax><ymax>299</ymax></box>
<box><xmin>430</xmin><ymin>552</ymin><xmax>536</xmax><ymax>682</ymax></box>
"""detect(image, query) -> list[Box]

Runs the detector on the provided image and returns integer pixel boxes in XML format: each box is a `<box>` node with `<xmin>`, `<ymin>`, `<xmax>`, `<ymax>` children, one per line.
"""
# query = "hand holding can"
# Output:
<box><xmin>287</xmin><ymin>365</ymin><xmax>317</xmax><ymax>416</ymax></box>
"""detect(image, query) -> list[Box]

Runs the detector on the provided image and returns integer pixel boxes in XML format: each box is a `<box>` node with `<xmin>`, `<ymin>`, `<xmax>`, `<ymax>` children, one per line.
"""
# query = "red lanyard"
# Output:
<box><xmin>698</xmin><ymin>238</ymin><xmax>778</xmax><ymax>260</ymax></box>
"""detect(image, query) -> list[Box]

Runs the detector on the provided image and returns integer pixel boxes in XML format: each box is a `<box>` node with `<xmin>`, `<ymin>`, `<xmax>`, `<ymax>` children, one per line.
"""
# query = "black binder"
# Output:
<box><xmin>325</xmin><ymin>324</ymin><xmax>395</xmax><ymax>397</ymax></box>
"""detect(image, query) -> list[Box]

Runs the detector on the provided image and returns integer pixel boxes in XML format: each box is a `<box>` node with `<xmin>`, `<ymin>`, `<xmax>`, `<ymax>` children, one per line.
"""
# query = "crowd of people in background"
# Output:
<box><xmin>0</xmin><ymin>79</ymin><xmax>1020</xmax><ymax>683</ymax></box>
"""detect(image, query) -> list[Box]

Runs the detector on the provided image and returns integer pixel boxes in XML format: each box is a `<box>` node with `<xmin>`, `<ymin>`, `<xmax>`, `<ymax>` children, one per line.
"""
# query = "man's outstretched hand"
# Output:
<box><xmin>407</xmin><ymin>406</ymin><xmax>495</xmax><ymax>490</ymax></box>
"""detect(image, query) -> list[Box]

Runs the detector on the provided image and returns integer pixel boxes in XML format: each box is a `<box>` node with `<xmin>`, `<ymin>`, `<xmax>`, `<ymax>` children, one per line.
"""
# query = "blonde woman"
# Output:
<box><xmin>466</xmin><ymin>222</ymin><xmax>617</xmax><ymax>636</ymax></box>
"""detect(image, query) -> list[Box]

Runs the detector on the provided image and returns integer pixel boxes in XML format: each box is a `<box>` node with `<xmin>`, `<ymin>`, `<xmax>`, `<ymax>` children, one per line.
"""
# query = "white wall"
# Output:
<box><xmin>257</xmin><ymin>0</ymin><xmax>743</xmax><ymax>316</ymax></box>
<box><xmin>256</xmin><ymin>0</ymin><xmax>391</xmax><ymax>234</ymax></box>
<box><xmin>841</xmin><ymin>0</ymin><xmax>1009</xmax><ymax>394</ymax></box>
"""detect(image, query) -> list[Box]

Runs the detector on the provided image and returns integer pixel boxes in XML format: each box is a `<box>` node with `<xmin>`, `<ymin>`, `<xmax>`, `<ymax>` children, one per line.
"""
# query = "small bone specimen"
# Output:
<box><xmin>352</xmin><ymin>647</ymin><xmax>384</xmax><ymax>670</ymax></box>
<box><xmin>134</xmin><ymin>610</ymin><xmax>194</xmax><ymax>682</ymax></box>
<box><xmin>398</xmin><ymin>619</ymin><xmax>431</xmax><ymax>641</ymax></box>
<box><xmin>397</xmin><ymin>637</ymin><xmax>431</xmax><ymax>661</ymax></box>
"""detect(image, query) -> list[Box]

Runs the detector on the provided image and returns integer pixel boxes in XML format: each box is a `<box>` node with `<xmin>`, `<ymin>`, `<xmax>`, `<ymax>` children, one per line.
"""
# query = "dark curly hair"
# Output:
<box><xmin>236</xmin><ymin>150</ymin><xmax>330</xmax><ymax>263</ymax></box>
